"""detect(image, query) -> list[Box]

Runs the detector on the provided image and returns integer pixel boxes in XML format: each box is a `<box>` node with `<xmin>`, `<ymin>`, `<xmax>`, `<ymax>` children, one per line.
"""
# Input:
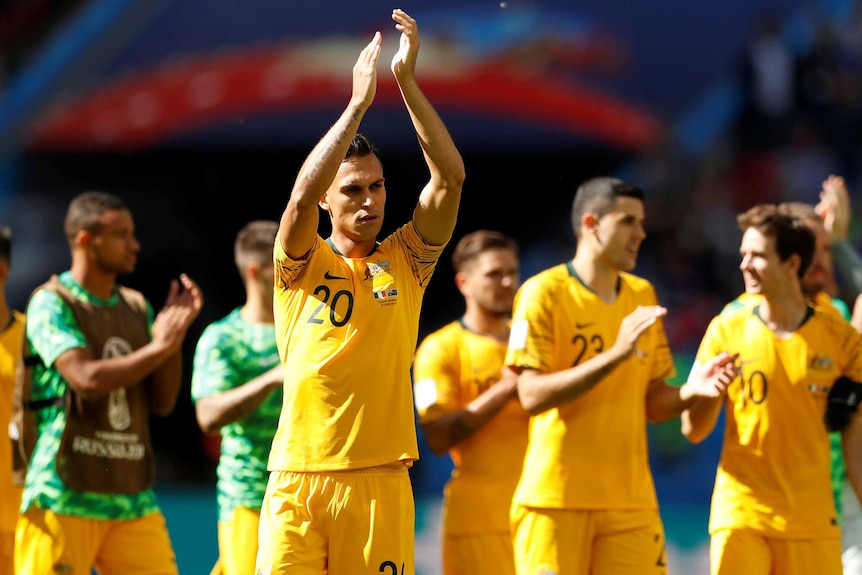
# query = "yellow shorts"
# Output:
<box><xmin>15</xmin><ymin>506</ymin><xmax>177</xmax><ymax>575</ymax></box>
<box><xmin>255</xmin><ymin>466</ymin><xmax>414</xmax><ymax>575</ymax></box>
<box><xmin>212</xmin><ymin>506</ymin><xmax>261</xmax><ymax>575</ymax></box>
<box><xmin>711</xmin><ymin>528</ymin><xmax>842</xmax><ymax>575</ymax></box>
<box><xmin>442</xmin><ymin>531</ymin><xmax>515</xmax><ymax>575</ymax></box>
<box><xmin>511</xmin><ymin>504</ymin><xmax>667</xmax><ymax>575</ymax></box>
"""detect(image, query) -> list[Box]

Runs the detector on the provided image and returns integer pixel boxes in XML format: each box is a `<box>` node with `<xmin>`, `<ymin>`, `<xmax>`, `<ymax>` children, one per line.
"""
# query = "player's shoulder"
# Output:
<box><xmin>619</xmin><ymin>271</ymin><xmax>656</xmax><ymax>294</ymax></box>
<box><xmin>519</xmin><ymin>262</ymin><xmax>570</xmax><ymax>292</ymax></box>
<box><xmin>201</xmin><ymin>307</ymin><xmax>243</xmax><ymax>334</ymax></box>
<box><xmin>720</xmin><ymin>292</ymin><xmax>758</xmax><ymax>317</ymax></box>
<box><xmin>419</xmin><ymin>320</ymin><xmax>463</xmax><ymax>347</ymax></box>
<box><xmin>811</xmin><ymin>305</ymin><xmax>856</xmax><ymax>334</ymax></box>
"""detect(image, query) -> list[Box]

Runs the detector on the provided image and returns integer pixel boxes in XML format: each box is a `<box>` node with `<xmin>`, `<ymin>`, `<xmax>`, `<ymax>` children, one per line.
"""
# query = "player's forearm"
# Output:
<box><xmin>680</xmin><ymin>398</ymin><xmax>723</xmax><ymax>444</ymax></box>
<box><xmin>150</xmin><ymin>352</ymin><xmax>183</xmax><ymax>417</ymax></box>
<box><xmin>456</xmin><ymin>378</ymin><xmax>519</xmax><ymax>437</ymax></box>
<box><xmin>294</xmin><ymin>103</ymin><xmax>367</xmax><ymax>205</ymax></box>
<box><xmin>645</xmin><ymin>382</ymin><xmax>690</xmax><ymax>423</ymax></box>
<box><xmin>195</xmin><ymin>373</ymin><xmax>281</xmax><ymax>433</ymax></box>
<box><xmin>518</xmin><ymin>348</ymin><xmax>628</xmax><ymax>415</ymax></box>
<box><xmin>397</xmin><ymin>79</ymin><xmax>465</xmax><ymax>193</ymax></box>
<box><xmin>421</xmin><ymin>379</ymin><xmax>518</xmax><ymax>453</ymax></box>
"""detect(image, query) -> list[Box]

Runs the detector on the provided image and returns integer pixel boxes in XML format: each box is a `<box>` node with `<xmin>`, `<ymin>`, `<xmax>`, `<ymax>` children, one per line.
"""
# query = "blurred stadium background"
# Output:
<box><xmin>2</xmin><ymin>0</ymin><xmax>862</xmax><ymax>572</ymax></box>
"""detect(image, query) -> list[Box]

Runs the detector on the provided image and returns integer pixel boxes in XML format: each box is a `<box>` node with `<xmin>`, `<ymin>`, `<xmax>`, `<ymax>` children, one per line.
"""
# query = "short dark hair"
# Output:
<box><xmin>451</xmin><ymin>229</ymin><xmax>518</xmax><ymax>273</ymax></box>
<box><xmin>738</xmin><ymin>203</ymin><xmax>815</xmax><ymax>279</ymax></box>
<box><xmin>345</xmin><ymin>133</ymin><xmax>381</xmax><ymax>163</ymax></box>
<box><xmin>235</xmin><ymin>220</ymin><xmax>279</xmax><ymax>277</ymax></box>
<box><xmin>64</xmin><ymin>191</ymin><xmax>128</xmax><ymax>245</ymax></box>
<box><xmin>571</xmin><ymin>177</ymin><xmax>645</xmax><ymax>239</ymax></box>
<box><xmin>0</xmin><ymin>226</ymin><xmax>11</xmax><ymax>265</ymax></box>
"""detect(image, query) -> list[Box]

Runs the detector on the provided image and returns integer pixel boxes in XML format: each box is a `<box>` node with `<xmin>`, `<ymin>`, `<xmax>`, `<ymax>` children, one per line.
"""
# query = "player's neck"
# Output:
<box><xmin>241</xmin><ymin>294</ymin><xmax>275</xmax><ymax>324</ymax></box>
<box><xmin>70</xmin><ymin>263</ymin><xmax>117</xmax><ymax>300</ymax></box>
<box><xmin>758</xmin><ymin>291</ymin><xmax>808</xmax><ymax>336</ymax></box>
<box><xmin>571</xmin><ymin>255</ymin><xmax>619</xmax><ymax>303</ymax></box>
<box><xmin>462</xmin><ymin>310</ymin><xmax>509</xmax><ymax>342</ymax></box>
<box><xmin>329</xmin><ymin>232</ymin><xmax>376</xmax><ymax>258</ymax></box>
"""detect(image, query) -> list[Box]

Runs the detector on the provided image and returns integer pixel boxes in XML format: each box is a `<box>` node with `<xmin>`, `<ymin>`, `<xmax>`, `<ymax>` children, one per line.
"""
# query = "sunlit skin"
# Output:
<box><xmin>457</xmin><ymin>248</ymin><xmax>519</xmax><ymax>321</ymax></box>
<box><xmin>739</xmin><ymin>227</ymin><xmax>800</xmax><ymax>300</ymax></box>
<box><xmin>589</xmin><ymin>196</ymin><xmax>647</xmax><ymax>274</ymax></box>
<box><xmin>319</xmin><ymin>153</ymin><xmax>386</xmax><ymax>256</ymax></box>
<box><xmin>800</xmin><ymin>217</ymin><xmax>831</xmax><ymax>298</ymax></box>
<box><xmin>82</xmin><ymin>208</ymin><xmax>140</xmax><ymax>279</ymax></box>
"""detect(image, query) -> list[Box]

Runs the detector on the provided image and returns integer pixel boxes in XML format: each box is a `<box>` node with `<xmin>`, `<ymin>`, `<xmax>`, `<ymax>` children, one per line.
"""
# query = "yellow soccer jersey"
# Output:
<box><xmin>726</xmin><ymin>291</ymin><xmax>844</xmax><ymax>318</ymax></box>
<box><xmin>270</xmin><ymin>222</ymin><xmax>446</xmax><ymax>471</ymax></box>
<box><xmin>505</xmin><ymin>262</ymin><xmax>675</xmax><ymax>510</ymax></box>
<box><xmin>413</xmin><ymin>320</ymin><xmax>529</xmax><ymax>534</ymax></box>
<box><xmin>0</xmin><ymin>310</ymin><xmax>24</xmax><ymax>532</ymax></box>
<box><xmin>696</xmin><ymin>304</ymin><xmax>862</xmax><ymax>538</ymax></box>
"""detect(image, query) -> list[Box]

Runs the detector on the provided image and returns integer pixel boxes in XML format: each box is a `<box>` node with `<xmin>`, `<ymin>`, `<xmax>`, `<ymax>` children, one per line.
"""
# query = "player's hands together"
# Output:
<box><xmin>152</xmin><ymin>274</ymin><xmax>204</xmax><ymax>353</ymax></box>
<box><xmin>680</xmin><ymin>352</ymin><xmax>738</xmax><ymax>402</ymax></box>
<box><xmin>391</xmin><ymin>9</ymin><xmax>419</xmax><ymax>81</ymax></box>
<box><xmin>612</xmin><ymin>305</ymin><xmax>667</xmax><ymax>359</ymax></box>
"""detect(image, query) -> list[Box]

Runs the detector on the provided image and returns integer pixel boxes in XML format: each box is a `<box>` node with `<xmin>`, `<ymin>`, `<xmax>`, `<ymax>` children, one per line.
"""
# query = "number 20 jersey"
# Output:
<box><xmin>270</xmin><ymin>223</ymin><xmax>446</xmax><ymax>472</ymax></box>
<box><xmin>696</xmin><ymin>304</ymin><xmax>862</xmax><ymax>538</ymax></box>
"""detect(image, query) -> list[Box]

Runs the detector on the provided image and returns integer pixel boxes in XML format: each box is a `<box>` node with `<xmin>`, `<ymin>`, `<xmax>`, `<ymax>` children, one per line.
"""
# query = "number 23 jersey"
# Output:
<box><xmin>505</xmin><ymin>262</ymin><xmax>675</xmax><ymax>510</ymax></box>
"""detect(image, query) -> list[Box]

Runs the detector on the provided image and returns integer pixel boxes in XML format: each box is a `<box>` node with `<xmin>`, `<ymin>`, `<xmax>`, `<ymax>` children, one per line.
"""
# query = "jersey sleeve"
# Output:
<box><xmin>191</xmin><ymin>322</ymin><xmax>239</xmax><ymax>400</ymax></box>
<box><xmin>25</xmin><ymin>288</ymin><xmax>87</xmax><ymax>368</ymax></box>
<box><xmin>413</xmin><ymin>328</ymin><xmax>461</xmax><ymax>424</ymax></box>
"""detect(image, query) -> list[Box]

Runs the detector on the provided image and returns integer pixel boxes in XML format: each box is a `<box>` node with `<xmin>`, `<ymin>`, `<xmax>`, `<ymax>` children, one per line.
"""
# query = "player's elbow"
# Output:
<box><xmin>422</xmin><ymin>434</ymin><xmax>451</xmax><ymax>457</ymax></box>
<box><xmin>680</xmin><ymin>419</ymin><xmax>709</xmax><ymax>445</ymax></box>
<box><xmin>150</xmin><ymin>396</ymin><xmax>178</xmax><ymax>417</ymax></box>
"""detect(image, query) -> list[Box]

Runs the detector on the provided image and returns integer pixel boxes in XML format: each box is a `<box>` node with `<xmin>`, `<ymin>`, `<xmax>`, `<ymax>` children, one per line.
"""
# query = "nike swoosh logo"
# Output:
<box><xmin>575</xmin><ymin>322</ymin><xmax>594</xmax><ymax>329</ymax></box>
<box><xmin>324</xmin><ymin>271</ymin><xmax>348</xmax><ymax>281</ymax></box>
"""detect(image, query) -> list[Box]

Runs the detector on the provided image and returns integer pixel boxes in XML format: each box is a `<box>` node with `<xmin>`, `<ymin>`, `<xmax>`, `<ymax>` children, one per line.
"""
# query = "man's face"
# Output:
<box><xmin>320</xmin><ymin>154</ymin><xmax>386</xmax><ymax>243</ymax></box>
<box><xmin>739</xmin><ymin>227</ymin><xmax>796</xmax><ymax>297</ymax></box>
<box><xmin>590</xmin><ymin>196</ymin><xmax>646</xmax><ymax>272</ymax></box>
<box><xmin>88</xmin><ymin>208</ymin><xmax>139</xmax><ymax>276</ymax></box>
<box><xmin>458</xmin><ymin>248</ymin><xmax>519</xmax><ymax>317</ymax></box>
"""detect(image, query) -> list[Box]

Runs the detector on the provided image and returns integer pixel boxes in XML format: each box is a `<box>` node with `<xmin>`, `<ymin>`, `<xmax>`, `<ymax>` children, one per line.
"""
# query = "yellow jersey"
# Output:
<box><xmin>696</xmin><ymin>304</ymin><xmax>862</xmax><ymax>538</ymax></box>
<box><xmin>413</xmin><ymin>320</ymin><xmax>529</xmax><ymax>534</ymax></box>
<box><xmin>270</xmin><ymin>223</ymin><xmax>445</xmax><ymax>471</ymax></box>
<box><xmin>506</xmin><ymin>262</ymin><xmax>675</xmax><ymax>509</ymax></box>
<box><xmin>0</xmin><ymin>310</ymin><xmax>24</xmax><ymax>531</ymax></box>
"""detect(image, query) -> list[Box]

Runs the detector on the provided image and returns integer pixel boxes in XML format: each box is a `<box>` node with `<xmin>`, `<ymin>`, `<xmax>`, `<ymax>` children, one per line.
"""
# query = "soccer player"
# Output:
<box><xmin>505</xmin><ymin>176</ymin><xmax>737</xmax><ymax>575</ymax></box>
<box><xmin>413</xmin><ymin>229</ymin><xmax>526</xmax><ymax>575</ymax></box>
<box><xmin>14</xmin><ymin>191</ymin><xmax>203</xmax><ymax>574</ymax></box>
<box><xmin>255</xmin><ymin>9</ymin><xmax>465</xmax><ymax>574</ymax></box>
<box><xmin>191</xmin><ymin>220</ymin><xmax>283</xmax><ymax>575</ymax></box>
<box><xmin>0</xmin><ymin>226</ymin><xmax>24</xmax><ymax>574</ymax></box>
<box><xmin>682</xmin><ymin>204</ymin><xmax>862</xmax><ymax>575</ymax></box>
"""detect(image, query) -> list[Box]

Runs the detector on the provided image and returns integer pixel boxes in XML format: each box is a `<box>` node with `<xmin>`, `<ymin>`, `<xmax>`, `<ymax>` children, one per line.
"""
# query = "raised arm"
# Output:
<box><xmin>390</xmin><ymin>9</ymin><xmax>465</xmax><ymax>246</ymax></box>
<box><xmin>817</xmin><ymin>174</ymin><xmax>862</xmax><ymax>298</ymax></box>
<box><xmin>279</xmin><ymin>32</ymin><xmax>382</xmax><ymax>259</ymax></box>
